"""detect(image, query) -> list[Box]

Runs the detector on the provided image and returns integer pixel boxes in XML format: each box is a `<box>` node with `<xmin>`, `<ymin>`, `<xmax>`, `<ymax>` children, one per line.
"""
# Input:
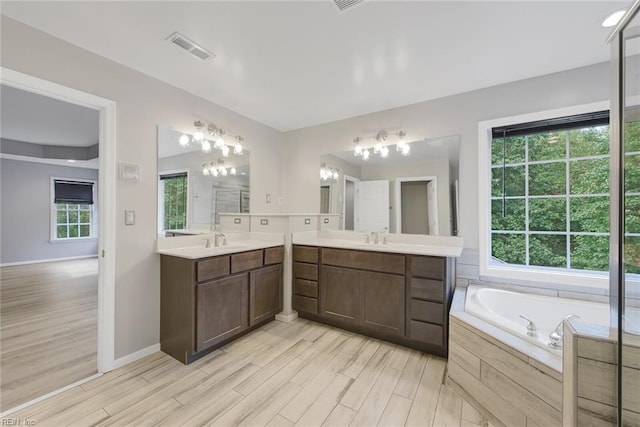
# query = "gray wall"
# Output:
<box><xmin>283</xmin><ymin>61</ymin><xmax>609</xmax><ymax>262</ymax></box>
<box><xmin>1</xmin><ymin>16</ymin><xmax>284</xmax><ymax>359</ymax></box>
<box><xmin>0</xmin><ymin>158</ymin><xmax>98</xmax><ymax>264</ymax></box>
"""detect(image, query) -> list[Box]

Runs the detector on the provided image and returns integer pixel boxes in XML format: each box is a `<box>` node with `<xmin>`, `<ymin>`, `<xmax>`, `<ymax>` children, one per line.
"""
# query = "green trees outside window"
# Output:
<box><xmin>491</xmin><ymin>122</ymin><xmax>640</xmax><ymax>273</ymax></box>
<box><xmin>162</xmin><ymin>175</ymin><xmax>188</xmax><ymax>231</ymax></box>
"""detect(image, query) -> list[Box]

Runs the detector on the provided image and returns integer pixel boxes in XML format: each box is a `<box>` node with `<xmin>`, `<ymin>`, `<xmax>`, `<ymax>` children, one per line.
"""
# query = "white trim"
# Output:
<box><xmin>342</xmin><ymin>174</ymin><xmax>359</xmax><ymax>231</ymax></box>
<box><xmin>275</xmin><ymin>312</ymin><xmax>299</xmax><ymax>322</ymax></box>
<box><xmin>111</xmin><ymin>343</ymin><xmax>160</xmax><ymax>370</ymax></box>
<box><xmin>0</xmin><ymin>254</ymin><xmax>97</xmax><ymax>268</ymax></box>
<box><xmin>1</xmin><ymin>67</ymin><xmax>118</xmax><ymax>373</ymax></box>
<box><xmin>0</xmin><ymin>153</ymin><xmax>99</xmax><ymax>169</ymax></box>
<box><xmin>394</xmin><ymin>176</ymin><xmax>439</xmax><ymax>235</ymax></box>
<box><xmin>478</xmin><ymin>101</ymin><xmax>610</xmax><ymax>290</ymax></box>
<box><xmin>50</xmin><ymin>176</ymin><xmax>98</xmax><ymax>241</ymax></box>
<box><xmin>0</xmin><ymin>372</ymin><xmax>102</xmax><ymax>418</ymax></box>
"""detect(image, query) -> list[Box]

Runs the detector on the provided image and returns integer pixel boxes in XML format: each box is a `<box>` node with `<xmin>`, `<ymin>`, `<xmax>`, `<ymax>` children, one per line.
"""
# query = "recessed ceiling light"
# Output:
<box><xmin>602</xmin><ymin>10</ymin><xmax>626</xmax><ymax>28</ymax></box>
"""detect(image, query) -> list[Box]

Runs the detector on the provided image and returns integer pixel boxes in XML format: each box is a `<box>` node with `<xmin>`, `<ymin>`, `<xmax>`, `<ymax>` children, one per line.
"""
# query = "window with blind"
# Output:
<box><xmin>52</xmin><ymin>179</ymin><xmax>96</xmax><ymax>240</ymax></box>
<box><xmin>160</xmin><ymin>172</ymin><xmax>188</xmax><ymax>231</ymax></box>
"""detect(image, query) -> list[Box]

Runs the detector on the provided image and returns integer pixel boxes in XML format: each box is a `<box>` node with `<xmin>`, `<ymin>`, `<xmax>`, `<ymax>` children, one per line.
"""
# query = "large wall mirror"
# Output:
<box><xmin>320</xmin><ymin>135</ymin><xmax>459</xmax><ymax>236</ymax></box>
<box><xmin>157</xmin><ymin>126</ymin><xmax>250</xmax><ymax>235</ymax></box>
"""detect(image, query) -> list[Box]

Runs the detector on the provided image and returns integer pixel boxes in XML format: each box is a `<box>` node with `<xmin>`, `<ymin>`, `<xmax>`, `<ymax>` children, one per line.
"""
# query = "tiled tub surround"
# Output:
<box><xmin>448</xmin><ymin>287</ymin><xmax>564</xmax><ymax>427</ymax></box>
<box><xmin>563</xmin><ymin>321</ymin><xmax>640</xmax><ymax>426</ymax></box>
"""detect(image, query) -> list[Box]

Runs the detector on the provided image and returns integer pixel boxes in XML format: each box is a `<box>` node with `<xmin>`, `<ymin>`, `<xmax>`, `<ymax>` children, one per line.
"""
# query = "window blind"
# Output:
<box><xmin>491</xmin><ymin>110</ymin><xmax>609</xmax><ymax>138</ymax></box>
<box><xmin>54</xmin><ymin>180</ymin><xmax>94</xmax><ymax>204</ymax></box>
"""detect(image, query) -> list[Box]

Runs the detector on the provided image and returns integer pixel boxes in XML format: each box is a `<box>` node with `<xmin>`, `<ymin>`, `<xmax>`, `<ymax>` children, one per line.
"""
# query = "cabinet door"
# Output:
<box><xmin>196</xmin><ymin>273</ymin><xmax>248</xmax><ymax>352</ymax></box>
<box><xmin>360</xmin><ymin>271</ymin><xmax>405</xmax><ymax>336</ymax></box>
<box><xmin>249</xmin><ymin>264</ymin><xmax>283</xmax><ymax>326</ymax></box>
<box><xmin>319</xmin><ymin>266</ymin><xmax>359</xmax><ymax>325</ymax></box>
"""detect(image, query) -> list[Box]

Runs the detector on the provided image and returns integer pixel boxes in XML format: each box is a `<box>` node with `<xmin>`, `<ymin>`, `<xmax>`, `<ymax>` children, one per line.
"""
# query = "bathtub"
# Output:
<box><xmin>465</xmin><ymin>285</ymin><xmax>610</xmax><ymax>354</ymax></box>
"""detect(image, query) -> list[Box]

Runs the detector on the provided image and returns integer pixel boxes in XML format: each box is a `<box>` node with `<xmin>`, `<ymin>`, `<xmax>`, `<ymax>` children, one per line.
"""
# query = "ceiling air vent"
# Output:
<box><xmin>166</xmin><ymin>32</ymin><xmax>214</xmax><ymax>61</ymax></box>
<box><xmin>334</xmin><ymin>0</ymin><xmax>364</xmax><ymax>12</ymax></box>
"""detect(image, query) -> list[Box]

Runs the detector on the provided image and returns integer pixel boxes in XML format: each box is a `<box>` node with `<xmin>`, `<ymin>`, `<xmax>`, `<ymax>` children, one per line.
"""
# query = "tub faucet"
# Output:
<box><xmin>519</xmin><ymin>314</ymin><xmax>537</xmax><ymax>337</ymax></box>
<box><xmin>548</xmin><ymin>314</ymin><xmax>580</xmax><ymax>349</ymax></box>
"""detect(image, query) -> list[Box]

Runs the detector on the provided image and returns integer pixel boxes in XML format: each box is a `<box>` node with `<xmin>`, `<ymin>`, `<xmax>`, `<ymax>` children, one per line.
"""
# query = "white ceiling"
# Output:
<box><xmin>1</xmin><ymin>1</ymin><xmax>627</xmax><ymax>131</ymax></box>
<box><xmin>0</xmin><ymin>84</ymin><xmax>99</xmax><ymax>146</ymax></box>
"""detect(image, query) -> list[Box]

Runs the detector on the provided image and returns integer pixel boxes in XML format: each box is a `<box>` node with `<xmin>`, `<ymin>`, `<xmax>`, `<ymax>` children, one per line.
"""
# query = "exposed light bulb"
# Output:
<box><xmin>362</xmin><ymin>149</ymin><xmax>370</xmax><ymax>161</ymax></box>
<box><xmin>401</xmin><ymin>143</ymin><xmax>410</xmax><ymax>156</ymax></box>
<box><xmin>214</xmin><ymin>136</ymin><xmax>224</xmax><ymax>149</ymax></box>
<box><xmin>333</xmin><ymin>170</ymin><xmax>339</xmax><ymax>180</ymax></box>
<box><xmin>602</xmin><ymin>9</ymin><xmax>626</xmax><ymax>27</ymax></box>
<box><xmin>397</xmin><ymin>130</ymin><xmax>407</xmax><ymax>151</ymax></box>
<box><xmin>179</xmin><ymin>134</ymin><xmax>190</xmax><ymax>147</ymax></box>
<box><xmin>374</xmin><ymin>142</ymin><xmax>383</xmax><ymax>154</ymax></box>
<box><xmin>193</xmin><ymin>130</ymin><xmax>204</xmax><ymax>142</ymax></box>
<box><xmin>221</xmin><ymin>145</ymin><xmax>230</xmax><ymax>157</ymax></box>
<box><xmin>211</xmin><ymin>168</ymin><xmax>219</xmax><ymax>177</ymax></box>
<box><xmin>230</xmin><ymin>167</ymin><xmax>237</xmax><ymax>175</ymax></box>
<box><xmin>219</xmin><ymin>167</ymin><xmax>228</xmax><ymax>176</ymax></box>
<box><xmin>353</xmin><ymin>137</ymin><xmax>363</xmax><ymax>156</ymax></box>
<box><xmin>234</xmin><ymin>138</ymin><xmax>244</xmax><ymax>155</ymax></box>
<box><xmin>380</xmin><ymin>146</ymin><xmax>389</xmax><ymax>158</ymax></box>
<box><xmin>202</xmin><ymin>164</ymin><xmax>210</xmax><ymax>175</ymax></box>
<box><xmin>201</xmin><ymin>140</ymin><xmax>212</xmax><ymax>153</ymax></box>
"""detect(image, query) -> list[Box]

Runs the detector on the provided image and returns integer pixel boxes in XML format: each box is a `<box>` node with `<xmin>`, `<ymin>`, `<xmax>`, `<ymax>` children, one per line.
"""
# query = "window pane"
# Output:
<box><xmin>626</xmin><ymin>196</ymin><xmax>640</xmax><ymax>234</ymax></box>
<box><xmin>56</xmin><ymin>210</ymin><xmax>68</xmax><ymax>224</ymax></box>
<box><xmin>571</xmin><ymin>235</ymin><xmax>609</xmax><ymax>272</ymax></box>
<box><xmin>530</xmin><ymin>234</ymin><xmax>567</xmax><ymax>268</ymax></box>
<box><xmin>570</xmin><ymin>196</ymin><xmax>609</xmax><ymax>233</ymax></box>
<box><xmin>492</xmin><ymin>166</ymin><xmax>525</xmax><ymax>197</ymax></box>
<box><xmin>56</xmin><ymin>203</ymin><xmax>67</xmax><ymax>211</ymax></box>
<box><xmin>570</xmin><ymin>158</ymin><xmax>609</xmax><ymax>194</ymax></box>
<box><xmin>492</xmin><ymin>136</ymin><xmax>525</xmax><ymax>165</ymax></box>
<box><xmin>79</xmin><ymin>204</ymin><xmax>91</xmax><ymax>210</ymax></box>
<box><xmin>528</xmin><ymin>132</ymin><xmax>566</xmax><ymax>161</ymax></box>
<box><xmin>529</xmin><ymin>162</ymin><xmax>565</xmax><ymax>196</ymax></box>
<box><xmin>491</xmin><ymin>233</ymin><xmax>526</xmax><ymax>265</ymax></box>
<box><xmin>56</xmin><ymin>225</ymin><xmax>67</xmax><ymax>239</ymax></box>
<box><xmin>68</xmin><ymin>225</ymin><xmax>79</xmax><ymax>238</ymax></box>
<box><xmin>79</xmin><ymin>211</ymin><xmax>90</xmax><ymax>223</ymax></box>
<box><xmin>625</xmin><ymin>120</ymin><xmax>640</xmax><ymax>153</ymax></box>
<box><xmin>625</xmin><ymin>154</ymin><xmax>640</xmax><ymax>194</ymax></box>
<box><xmin>491</xmin><ymin>199</ymin><xmax>525</xmax><ymax>231</ymax></box>
<box><xmin>569</xmin><ymin>126</ymin><xmax>609</xmax><ymax>157</ymax></box>
<box><xmin>79</xmin><ymin>225</ymin><xmax>90</xmax><ymax>237</ymax></box>
<box><xmin>626</xmin><ymin>236</ymin><xmax>640</xmax><ymax>274</ymax></box>
<box><xmin>67</xmin><ymin>203</ymin><xmax>78</xmax><ymax>210</ymax></box>
<box><xmin>68</xmin><ymin>210</ymin><xmax>79</xmax><ymax>223</ymax></box>
<box><xmin>529</xmin><ymin>198</ymin><xmax>566</xmax><ymax>231</ymax></box>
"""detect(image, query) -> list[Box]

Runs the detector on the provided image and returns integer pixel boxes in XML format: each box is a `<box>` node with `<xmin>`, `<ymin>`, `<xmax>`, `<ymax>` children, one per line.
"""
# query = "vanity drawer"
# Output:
<box><xmin>411</xmin><ymin>278</ymin><xmax>444</xmax><ymax>302</ymax></box>
<box><xmin>321</xmin><ymin>248</ymin><xmax>405</xmax><ymax>275</ymax></box>
<box><xmin>294</xmin><ymin>262</ymin><xmax>318</xmax><ymax>281</ymax></box>
<box><xmin>409</xmin><ymin>320</ymin><xmax>443</xmax><ymax>345</ymax></box>
<box><xmin>264</xmin><ymin>246</ymin><xmax>284</xmax><ymax>265</ymax></box>
<box><xmin>411</xmin><ymin>299</ymin><xmax>443</xmax><ymax>325</ymax></box>
<box><xmin>293</xmin><ymin>295</ymin><xmax>318</xmax><ymax>315</ymax></box>
<box><xmin>294</xmin><ymin>246</ymin><xmax>319</xmax><ymax>264</ymax></box>
<box><xmin>231</xmin><ymin>250</ymin><xmax>263</xmax><ymax>273</ymax></box>
<box><xmin>197</xmin><ymin>256</ymin><xmax>230</xmax><ymax>283</ymax></box>
<box><xmin>294</xmin><ymin>279</ymin><xmax>318</xmax><ymax>298</ymax></box>
<box><xmin>410</xmin><ymin>256</ymin><xmax>444</xmax><ymax>280</ymax></box>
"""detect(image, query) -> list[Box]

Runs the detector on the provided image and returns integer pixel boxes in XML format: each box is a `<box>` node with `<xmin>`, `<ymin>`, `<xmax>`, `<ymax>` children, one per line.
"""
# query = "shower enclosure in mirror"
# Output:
<box><xmin>157</xmin><ymin>127</ymin><xmax>249</xmax><ymax>236</ymax></box>
<box><xmin>320</xmin><ymin>135</ymin><xmax>459</xmax><ymax>235</ymax></box>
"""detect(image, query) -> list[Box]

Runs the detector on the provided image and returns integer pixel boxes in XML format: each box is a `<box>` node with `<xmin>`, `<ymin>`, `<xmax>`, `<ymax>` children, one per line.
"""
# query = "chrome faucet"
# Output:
<box><xmin>519</xmin><ymin>314</ymin><xmax>537</xmax><ymax>337</ymax></box>
<box><xmin>548</xmin><ymin>314</ymin><xmax>580</xmax><ymax>349</ymax></box>
<box><xmin>215</xmin><ymin>233</ymin><xmax>227</xmax><ymax>247</ymax></box>
<box><xmin>370</xmin><ymin>232</ymin><xmax>379</xmax><ymax>245</ymax></box>
<box><xmin>202</xmin><ymin>237</ymin><xmax>212</xmax><ymax>249</ymax></box>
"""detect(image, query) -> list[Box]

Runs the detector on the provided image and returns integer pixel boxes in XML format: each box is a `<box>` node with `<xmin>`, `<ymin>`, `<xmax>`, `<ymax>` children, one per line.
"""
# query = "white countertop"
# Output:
<box><xmin>156</xmin><ymin>232</ymin><xmax>284</xmax><ymax>259</ymax></box>
<box><xmin>292</xmin><ymin>230</ymin><xmax>464</xmax><ymax>257</ymax></box>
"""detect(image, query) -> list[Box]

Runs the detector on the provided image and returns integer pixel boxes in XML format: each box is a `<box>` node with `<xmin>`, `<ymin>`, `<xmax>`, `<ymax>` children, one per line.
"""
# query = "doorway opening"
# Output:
<box><xmin>343</xmin><ymin>175</ymin><xmax>359</xmax><ymax>231</ymax></box>
<box><xmin>395</xmin><ymin>176</ymin><xmax>439</xmax><ymax>235</ymax></box>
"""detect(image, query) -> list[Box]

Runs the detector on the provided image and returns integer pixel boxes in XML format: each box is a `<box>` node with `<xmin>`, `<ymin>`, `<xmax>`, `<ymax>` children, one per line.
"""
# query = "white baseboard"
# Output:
<box><xmin>111</xmin><ymin>343</ymin><xmax>160</xmax><ymax>371</ymax></box>
<box><xmin>276</xmin><ymin>311</ymin><xmax>299</xmax><ymax>323</ymax></box>
<box><xmin>0</xmin><ymin>254</ymin><xmax>98</xmax><ymax>268</ymax></box>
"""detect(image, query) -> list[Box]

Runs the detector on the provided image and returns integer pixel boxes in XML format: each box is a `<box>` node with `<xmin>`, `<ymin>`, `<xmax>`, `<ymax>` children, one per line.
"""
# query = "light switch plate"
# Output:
<box><xmin>234</xmin><ymin>218</ymin><xmax>241</xmax><ymax>224</ymax></box>
<box><xmin>266</xmin><ymin>194</ymin><xmax>271</xmax><ymax>203</ymax></box>
<box><xmin>260</xmin><ymin>219</ymin><xmax>269</xmax><ymax>225</ymax></box>
<box><xmin>304</xmin><ymin>218</ymin><xmax>311</xmax><ymax>225</ymax></box>
<box><xmin>124</xmin><ymin>210</ymin><xmax>135</xmax><ymax>225</ymax></box>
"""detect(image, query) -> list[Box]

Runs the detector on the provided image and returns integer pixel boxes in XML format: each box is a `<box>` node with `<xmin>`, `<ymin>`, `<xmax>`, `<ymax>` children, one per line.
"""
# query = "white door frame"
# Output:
<box><xmin>395</xmin><ymin>176</ymin><xmax>438</xmax><ymax>235</ymax></box>
<box><xmin>1</xmin><ymin>67</ymin><xmax>117</xmax><ymax>372</ymax></box>
<box><xmin>342</xmin><ymin>174</ymin><xmax>359</xmax><ymax>230</ymax></box>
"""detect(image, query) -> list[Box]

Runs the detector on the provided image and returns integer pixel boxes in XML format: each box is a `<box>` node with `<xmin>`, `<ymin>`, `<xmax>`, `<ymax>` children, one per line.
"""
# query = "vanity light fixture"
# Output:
<box><xmin>352</xmin><ymin>129</ymin><xmax>410</xmax><ymax>159</ymax></box>
<box><xmin>320</xmin><ymin>163</ymin><xmax>340</xmax><ymax>181</ymax></box>
<box><xmin>180</xmin><ymin>120</ymin><xmax>247</xmax><ymax>156</ymax></box>
<box><xmin>202</xmin><ymin>158</ymin><xmax>238</xmax><ymax>177</ymax></box>
<box><xmin>230</xmin><ymin>167</ymin><xmax>237</xmax><ymax>175</ymax></box>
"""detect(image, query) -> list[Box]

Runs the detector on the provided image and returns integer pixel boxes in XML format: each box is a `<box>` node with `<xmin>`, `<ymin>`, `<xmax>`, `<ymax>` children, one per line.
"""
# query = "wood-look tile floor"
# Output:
<box><xmin>0</xmin><ymin>258</ymin><xmax>98</xmax><ymax>411</ymax></box>
<box><xmin>5</xmin><ymin>318</ymin><xmax>491</xmax><ymax>426</ymax></box>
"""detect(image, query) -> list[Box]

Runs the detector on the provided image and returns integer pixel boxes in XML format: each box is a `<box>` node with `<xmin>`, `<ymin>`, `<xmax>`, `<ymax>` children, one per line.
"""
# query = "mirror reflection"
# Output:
<box><xmin>157</xmin><ymin>126</ymin><xmax>250</xmax><ymax>236</ymax></box>
<box><xmin>320</xmin><ymin>135</ymin><xmax>459</xmax><ymax>236</ymax></box>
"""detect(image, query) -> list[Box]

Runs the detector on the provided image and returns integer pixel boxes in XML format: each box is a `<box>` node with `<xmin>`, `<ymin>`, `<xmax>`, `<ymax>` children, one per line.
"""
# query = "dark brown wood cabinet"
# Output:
<box><xmin>293</xmin><ymin>244</ymin><xmax>454</xmax><ymax>357</ymax></box>
<box><xmin>161</xmin><ymin>245</ymin><xmax>284</xmax><ymax>364</ymax></box>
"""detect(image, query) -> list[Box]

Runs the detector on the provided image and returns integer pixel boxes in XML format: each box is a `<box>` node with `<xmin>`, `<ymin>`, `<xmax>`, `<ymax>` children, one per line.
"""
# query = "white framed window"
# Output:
<box><xmin>478</xmin><ymin>101</ymin><xmax>621</xmax><ymax>289</ymax></box>
<box><xmin>51</xmin><ymin>177</ymin><xmax>97</xmax><ymax>241</ymax></box>
<box><xmin>157</xmin><ymin>169</ymin><xmax>189</xmax><ymax>234</ymax></box>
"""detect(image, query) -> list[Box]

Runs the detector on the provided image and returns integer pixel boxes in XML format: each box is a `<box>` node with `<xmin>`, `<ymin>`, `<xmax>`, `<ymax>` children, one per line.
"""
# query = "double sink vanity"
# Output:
<box><xmin>157</xmin><ymin>229</ymin><xmax>463</xmax><ymax>364</ymax></box>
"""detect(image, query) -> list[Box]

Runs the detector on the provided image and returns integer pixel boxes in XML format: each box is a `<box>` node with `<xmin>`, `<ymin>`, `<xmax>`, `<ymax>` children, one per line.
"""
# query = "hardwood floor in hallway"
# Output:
<box><xmin>4</xmin><ymin>318</ymin><xmax>492</xmax><ymax>426</ymax></box>
<box><xmin>0</xmin><ymin>258</ymin><xmax>98</xmax><ymax>411</ymax></box>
